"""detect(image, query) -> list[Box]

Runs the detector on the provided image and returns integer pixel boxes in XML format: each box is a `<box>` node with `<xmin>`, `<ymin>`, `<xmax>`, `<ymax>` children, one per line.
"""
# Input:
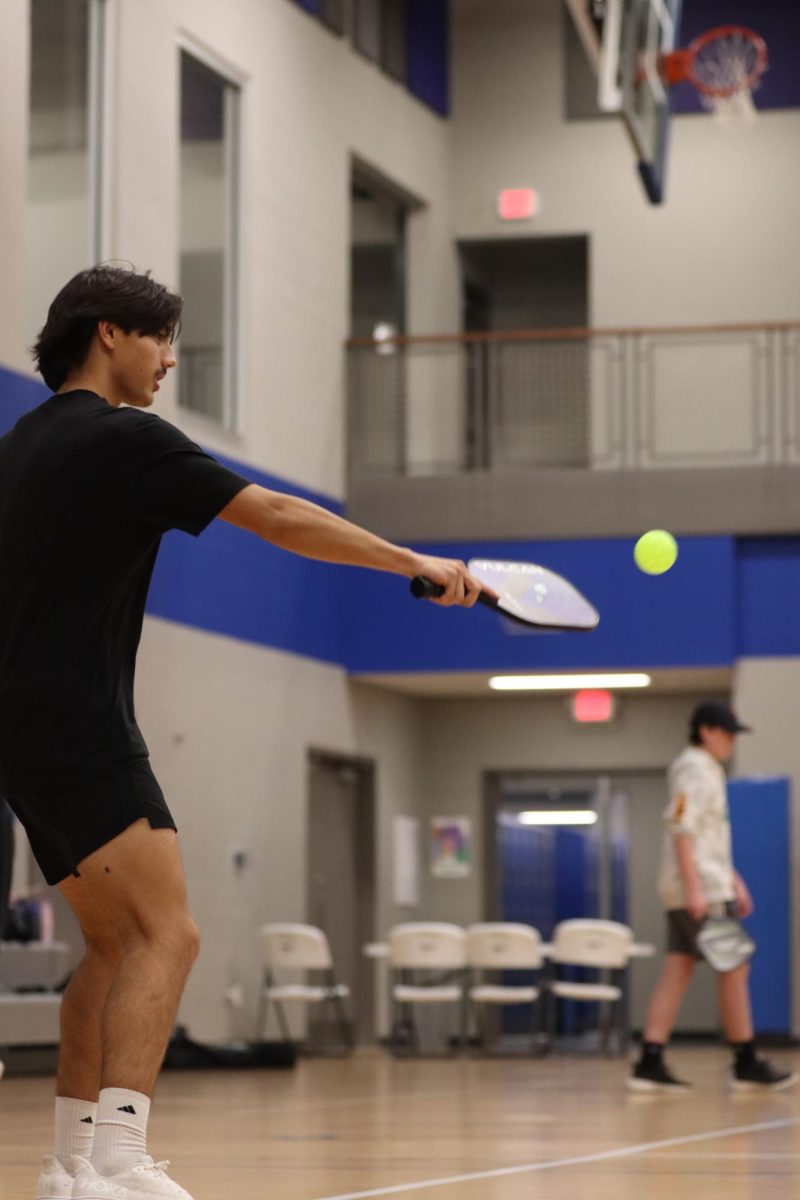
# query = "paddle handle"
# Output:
<box><xmin>410</xmin><ymin>576</ymin><xmax>496</xmax><ymax>611</ymax></box>
<box><xmin>410</xmin><ymin>576</ymin><xmax>443</xmax><ymax>599</ymax></box>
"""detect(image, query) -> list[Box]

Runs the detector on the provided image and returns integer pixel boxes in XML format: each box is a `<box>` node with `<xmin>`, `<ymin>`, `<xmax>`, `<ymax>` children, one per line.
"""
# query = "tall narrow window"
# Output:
<box><xmin>179</xmin><ymin>50</ymin><xmax>241</xmax><ymax>428</ymax></box>
<box><xmin>291</xmin><ymin>0</ymin><xmax>346</xmax><ymax>33</ymax></box>
<box><xmin>26</xmin><ymin>0</ymin><xmax>108</xmax><ymax>347</ymax></box>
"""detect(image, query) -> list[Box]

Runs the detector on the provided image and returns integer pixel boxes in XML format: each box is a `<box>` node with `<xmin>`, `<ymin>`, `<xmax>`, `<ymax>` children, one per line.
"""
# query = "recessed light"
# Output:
<box><xmin>488</xmin><ymin>673</ymin><xmax>651</xmax><ymax>692</ymax></box>
<box><xmin>517</xmin><ymin>810</ymin><xmax>598</xmax><ymax>826</ymax></box>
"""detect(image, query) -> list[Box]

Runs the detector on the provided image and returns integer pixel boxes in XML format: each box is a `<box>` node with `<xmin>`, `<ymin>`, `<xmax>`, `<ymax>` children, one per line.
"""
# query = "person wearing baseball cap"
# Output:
<box><xmin>629</xmin><ymin>700</ymin><xmax>798</xmax><ymax>1093</ymax></box>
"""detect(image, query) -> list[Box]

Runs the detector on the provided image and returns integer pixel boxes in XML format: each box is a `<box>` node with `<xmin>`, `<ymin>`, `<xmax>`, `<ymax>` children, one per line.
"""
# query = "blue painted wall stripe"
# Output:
<box><xmin>345</xmin><ymin>535</ymin><xmax>737</xmax><ymax>673</ymax></box>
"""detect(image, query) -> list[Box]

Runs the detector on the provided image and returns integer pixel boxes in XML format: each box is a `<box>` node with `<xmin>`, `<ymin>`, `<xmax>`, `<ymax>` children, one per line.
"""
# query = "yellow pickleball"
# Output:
<box><xmin>634</xmin><ymin>530</ymin><xmax>678</xmax><ymax>575</ymax></box>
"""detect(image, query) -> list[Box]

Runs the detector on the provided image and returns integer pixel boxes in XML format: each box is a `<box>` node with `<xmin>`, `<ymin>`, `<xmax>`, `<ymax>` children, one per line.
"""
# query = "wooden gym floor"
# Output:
<box><xmin>1</xmin><ymin>1045</ymin><xmax>799</xmax><ymax>1199</ymax></box>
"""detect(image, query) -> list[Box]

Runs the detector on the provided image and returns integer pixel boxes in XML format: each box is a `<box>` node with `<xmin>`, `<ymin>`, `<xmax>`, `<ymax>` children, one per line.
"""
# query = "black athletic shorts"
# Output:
<box><xmin>666</xmin><ymin>900</ymin><xmax>737</xmax><ymax>958</ymax></box>
<box><xmin>5</xmin><ymin>757</ymin><xmax>177</xmax><ymax>886</ymax></box>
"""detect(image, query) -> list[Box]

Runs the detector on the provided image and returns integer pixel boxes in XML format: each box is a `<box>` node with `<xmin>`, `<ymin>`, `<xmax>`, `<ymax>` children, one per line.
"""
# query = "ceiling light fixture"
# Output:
<box><xmin>517</xmin><ymin>810</ymin><xmax>599</xmax><ymax>826</ymax></box>
<box><xmin>488</xmin><ymin>673</ymin><xmax>651</xmax><ymax>692</ymax></box>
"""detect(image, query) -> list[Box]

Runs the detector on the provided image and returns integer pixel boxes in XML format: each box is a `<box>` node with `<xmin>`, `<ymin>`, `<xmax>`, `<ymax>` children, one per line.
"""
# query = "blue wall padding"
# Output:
<box><xmin>149</xmin><ymin>524</ymin><xmax>351</xmax><ymax>665</ymax></box>
<box><xmin>728</xmin><ymin>777</ymin><xmax>791</xmax><ymax>1035</ymax></box>
<box><xmin>736</xmin><ymin>537</ymin><xmax>800</xmax><ymax>657</ymax></box>
<box><xmin>3</xmin><ymin>363</ymin><xmax>800</xmax><ymax>674</ymax></box>
<box><xmin>0</xmin><ymin>366</ymin><xmax>49</xmax><ymax>424</ymax></box>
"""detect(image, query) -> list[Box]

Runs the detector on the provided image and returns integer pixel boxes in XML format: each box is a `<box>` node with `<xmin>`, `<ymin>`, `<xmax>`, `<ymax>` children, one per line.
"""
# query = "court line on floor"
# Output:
<box><xmin>644</xmin><ymin>1151</ymin><xmax>800</xmax><ymax>1159</ymax></box>
<box><xmin>314</xmin><ymin>1116</ymin><xmax>800</xmax><ymax>1200</ymax></box>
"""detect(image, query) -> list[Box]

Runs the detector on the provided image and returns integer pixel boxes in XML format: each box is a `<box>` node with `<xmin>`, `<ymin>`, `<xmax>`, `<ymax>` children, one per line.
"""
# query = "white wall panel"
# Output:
<box><xmin>132</xmin><ymin>617</ymin><xmax>423</xmax><ymax>1042</ymax></box>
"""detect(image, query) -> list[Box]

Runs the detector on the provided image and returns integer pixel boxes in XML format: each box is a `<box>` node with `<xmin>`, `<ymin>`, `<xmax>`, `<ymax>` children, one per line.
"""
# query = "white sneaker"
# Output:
<box><xmin>35</xmin><ymin>1155</ymin><xmax>74</xmax><ymax>1199</ymax></box>
<box><xmin>71</xmin><ymin>1156</ymin><xmax>193</xmax><ymax>1199</ymax></box>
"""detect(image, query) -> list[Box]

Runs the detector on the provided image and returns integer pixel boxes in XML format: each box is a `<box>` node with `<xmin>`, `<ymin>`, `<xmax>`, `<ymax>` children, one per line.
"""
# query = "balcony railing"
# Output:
<box><xmin>347</xmin><ymin>322</ymin><xmax>800</xmax><ymax>477</ymax></box>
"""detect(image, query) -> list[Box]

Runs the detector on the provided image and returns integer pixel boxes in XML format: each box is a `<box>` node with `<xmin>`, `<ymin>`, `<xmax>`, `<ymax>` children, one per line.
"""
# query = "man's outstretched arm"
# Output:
<box><xmin>218</xmin><ymin>483</ymin><xmax>482</xmax><ymax>607</ymax></box>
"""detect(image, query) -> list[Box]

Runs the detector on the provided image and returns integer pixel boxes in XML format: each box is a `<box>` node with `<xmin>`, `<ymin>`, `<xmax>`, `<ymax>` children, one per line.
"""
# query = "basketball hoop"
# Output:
<box><xmin>661</xmin><ymin>25</ymin><xmax>768</xmax><ymax>125</ymax></box>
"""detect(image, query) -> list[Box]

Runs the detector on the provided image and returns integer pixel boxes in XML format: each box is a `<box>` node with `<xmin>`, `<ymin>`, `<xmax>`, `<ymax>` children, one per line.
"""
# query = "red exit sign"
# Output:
<box><xmin>498</xmin><ymin>188</ymin><xmax>538</xmax><ymax>220</ymax></box>
<box><xmin>571</xmin><ymin>690</ymin><xmax>617</xmax><ymax>723</ymax></box>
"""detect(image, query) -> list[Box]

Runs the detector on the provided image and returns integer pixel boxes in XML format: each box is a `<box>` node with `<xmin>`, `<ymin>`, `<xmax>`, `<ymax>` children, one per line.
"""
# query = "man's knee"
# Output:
<box><xmin>144</xmin><ymin>910</ymin><xmax>201</xmax><ymax>976</ymax></box>
<box><xmin>724</xmin><ymin>961</ymin><xmax>750</xmax><ymax>985</ymax></box>
<box><xmin>123</xmin><ymin>905</ymin><xmax>200</xmax><ymax>964</ymax></box>
<box><xmin>173</xmin><ymin>915</ymin><xmax>201</xmax><ymax>971</ymax></box>
<box><xmin>666</xmin><ymin>953</ymin><xmax>696</xmax><ymax>981</ymax></box>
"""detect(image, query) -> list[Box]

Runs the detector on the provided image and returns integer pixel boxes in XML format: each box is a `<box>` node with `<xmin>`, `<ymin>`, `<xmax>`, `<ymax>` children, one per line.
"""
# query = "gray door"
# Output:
<box><xmin>307</xmin><ymin>752</ymin><xmax>376</xmax><ymax>1044</ymax></box>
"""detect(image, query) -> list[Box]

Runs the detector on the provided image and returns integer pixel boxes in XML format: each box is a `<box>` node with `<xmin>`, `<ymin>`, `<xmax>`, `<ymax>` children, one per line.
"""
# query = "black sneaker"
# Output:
<box><xmin>732</xmin><ymin>1055</ymin><xmax>800</xmax><ymax>1091</ymax></box>
<box><xmin>627</xmin><ymin>1058</ymin><xmax>692</xmax><ymax>1093</ymax></box>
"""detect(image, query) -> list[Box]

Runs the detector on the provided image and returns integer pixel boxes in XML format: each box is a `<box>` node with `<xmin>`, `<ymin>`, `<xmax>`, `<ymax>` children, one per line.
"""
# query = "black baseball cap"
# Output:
<box><xmin>690</xmin><ymin>701</ymin><xmax>752</xmax><ymax>735</ymax></box>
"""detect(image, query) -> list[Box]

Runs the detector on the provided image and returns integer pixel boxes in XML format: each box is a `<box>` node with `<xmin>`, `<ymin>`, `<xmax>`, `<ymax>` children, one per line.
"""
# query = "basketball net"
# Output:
<box><xmin>692</xmin><ymin>30</ymin><xmax>765</xmax><ymax>127</ymax></box>
<box><xmin>662</xmin><ymin>26</ymin><xmax>768</xmax><ymax>129</ymax></box>
<box><xmin>704</xmin><ymin>83</ymin><xmax>758</xmax><ymax>128</ymax></box>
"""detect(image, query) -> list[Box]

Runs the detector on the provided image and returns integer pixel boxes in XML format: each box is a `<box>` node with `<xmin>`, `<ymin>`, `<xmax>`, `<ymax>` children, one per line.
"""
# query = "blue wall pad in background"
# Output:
<box><xmin>736</xmin><ymin>537</ymin><xmax>800</xmax><ymax>658</ymax></box>
<box><xmin>728</xmin><ymin>777</ymin><xmax>791</xmax><ymax>1036</ymax></box>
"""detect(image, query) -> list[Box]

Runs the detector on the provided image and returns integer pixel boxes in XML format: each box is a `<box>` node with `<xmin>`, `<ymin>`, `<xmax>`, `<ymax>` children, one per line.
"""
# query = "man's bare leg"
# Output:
<box><xmin>56</xmin><ymin>876</ymin><xmax>124</xmax><ymax>1102</ymax></box>
<box><xmin>717</xmin><ymin>962</ymin><xmax>796</xmax><ymax>1087</ymax></box>
<box><xmin>629</xmin><ymin>953</ymin><xmax>696</xmax><ymax>1091</ymax></box>
<box><xmin>642</xmin><ymin>953</ymin><xmax>696</xmax><ymax>1043</ymax></box>
<box><xmin>55</xmin><ymin>820</ymin><xmax>199</xmax><ymax>1194</ymax></box>
<box><xmin>57</xmin><ymin>820</ymin><xmax>198</xmax><ymax>1097</ymax></box>
<box><xmin>717</xmin><ymin>962</ymin><xmax>753</xmax><ymax>1042</ymax></box>
<box><xmin>40</xmin><ymin>820</ymin><xmax>198</xmax><ymax>1191</ymax></box>
<box><xmin>66</xmin><ymin>819</ymin><xmax>199</xmax><ymax>1096</ymax></box>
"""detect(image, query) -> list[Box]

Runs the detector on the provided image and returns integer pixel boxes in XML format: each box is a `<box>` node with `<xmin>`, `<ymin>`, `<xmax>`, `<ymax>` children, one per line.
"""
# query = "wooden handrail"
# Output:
<box><xmin>346</xmin><ymin>320</ymin><xmax>800</xmax><ymax>349</ymax></box>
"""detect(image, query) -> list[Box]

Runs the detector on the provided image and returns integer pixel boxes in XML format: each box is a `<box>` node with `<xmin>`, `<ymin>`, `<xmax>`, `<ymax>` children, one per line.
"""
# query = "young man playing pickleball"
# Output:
<box><xmin>0</xmin><ymin>265</ymin><xmax>483</xmax><ymax>1200</ymax></box>
<box><xmin>629</xmin><ymin>701</ymin><xmax>798</xmax><ymax>1094</ymax></box>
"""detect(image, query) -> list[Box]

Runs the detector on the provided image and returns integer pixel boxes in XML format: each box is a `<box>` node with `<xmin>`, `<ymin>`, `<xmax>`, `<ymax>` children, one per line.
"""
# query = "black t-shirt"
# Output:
<box><xmin>0</xmin><ymin>390</ymin><xmax>250</xmax><ymax>794</ymax></box>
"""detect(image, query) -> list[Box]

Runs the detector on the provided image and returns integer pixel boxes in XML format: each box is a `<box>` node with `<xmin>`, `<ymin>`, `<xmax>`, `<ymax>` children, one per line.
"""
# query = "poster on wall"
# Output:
<box><xmin>393</xmin><ymin>816</ymin><xmax>420</xmax><ymax>907</ymax></box>
<box><xmin>430</xmin><ymin>817</ymin><xmax>472</xmax><ymax>878</ymax></box>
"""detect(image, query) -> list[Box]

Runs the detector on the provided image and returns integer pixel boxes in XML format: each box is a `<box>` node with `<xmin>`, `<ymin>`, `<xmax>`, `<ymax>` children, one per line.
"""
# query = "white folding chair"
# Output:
<box><xmin>254</xmin><ymin>923</ymin><xmax>353</xmax><ymax>1054</ymax></box>
<box><xmin>388</xmin><ymin>923</ymin><xmax>467</xmax><ymax>1056</ymax></box>
<box><xmin>465</xmin><ymin>923</ymin><xmax>545</xmax><ymax>1054</ymax></box>
<box><xmin>547</xmin><ymin>919</ymin><xmax>633</xmax><ymax>1054</ymax></box>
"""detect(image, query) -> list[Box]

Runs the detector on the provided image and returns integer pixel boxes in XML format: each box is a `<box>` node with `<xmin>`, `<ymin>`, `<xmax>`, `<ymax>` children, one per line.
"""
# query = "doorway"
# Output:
<box><xmin>484</xmin><ymin>772</ymin><xmax>627</xmax><ymax>929</ymax></box>
<box><xmin>483</xmin><ymin>768</ymin><xmax>720</xmax><ymax>1035</ymax></box>
<box><xmin>459</xmin><ymin>236</ymin><xmax>590</xmax><ymax>469</ymax></box>
<box><xmin>460</xmin><ymin>236</ymin><xmax>588</xmax><ymax>333</ymax></box>
<box><xmin>307</xmin><ymin>750</ymin><xmax>376</xmax><ymax>1045</ymax></box>
<box><xmin>350</xmin><ymin>167</ymin><xmax>409</xmax><ymax>341</ymax></box>
<box><xmin>484</xmin><ymin>772</ymin><xmax>627</xmax><ymax>1038</ymax></box>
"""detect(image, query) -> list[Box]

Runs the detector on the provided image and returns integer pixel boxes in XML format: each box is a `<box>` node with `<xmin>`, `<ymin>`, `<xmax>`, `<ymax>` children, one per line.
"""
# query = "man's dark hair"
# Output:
<box><xmin>33</xmin><ymin>265</ymin><xmax>183</xmax><ymax>392</ymax></box>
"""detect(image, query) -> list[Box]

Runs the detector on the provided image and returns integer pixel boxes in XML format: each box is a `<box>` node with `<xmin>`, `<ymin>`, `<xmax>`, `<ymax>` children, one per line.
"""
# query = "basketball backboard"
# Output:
<box><xmin>565</xmin><ymin>0</ymin><xmax>683</xmax><ymax>204</ymax></box>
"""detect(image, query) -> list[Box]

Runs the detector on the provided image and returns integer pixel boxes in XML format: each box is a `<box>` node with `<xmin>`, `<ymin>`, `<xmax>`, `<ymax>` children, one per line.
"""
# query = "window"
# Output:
<box><xmin>292</xmin><ymin>0</ymin><xmax>346</xmax><ymax>34</ymax></box>
<box><xmin>26</xmin><ymin>0</ymin><xmax>109</xmax><ymax>347</ymax></box>
<box><xmin>178</xmin><ymin>49</ymin><xmax>241</xmax><ymax>428</ymax></box>
<box><xmin>355</xmin><ymin>0</ymin><xmax>406</xmax><ymax>80</ymax></box>
<box><xmin>289</xmin><ymin>0</ymin><xmax>449</xmax><ymax>117</ymax></box>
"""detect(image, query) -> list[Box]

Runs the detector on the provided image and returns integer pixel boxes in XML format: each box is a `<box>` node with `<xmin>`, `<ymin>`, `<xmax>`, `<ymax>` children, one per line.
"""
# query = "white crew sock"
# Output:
<box><xmin>53</xmin><ymin>1097</ymin><xmax>98</xmax><ymax>1170</ymax></box>
<box><xmin>90</xmin><ymin>1087</ymin><xmax>151</xmax><ymax>1176</ymax></box>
